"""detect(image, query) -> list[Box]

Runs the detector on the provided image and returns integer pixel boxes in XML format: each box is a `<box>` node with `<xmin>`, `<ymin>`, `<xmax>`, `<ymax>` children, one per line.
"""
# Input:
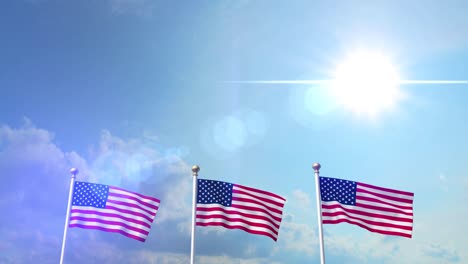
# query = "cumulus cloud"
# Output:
<box><xmin>87</xmin><ymin>129</ymin><xmax>193</xmax><ymax>223</ymax></box>
<box><xmin>2</xmin><ymin>120</ymin><xmax>466</xmax><ymax>263</ymax></box>
<box><xmin>276</xmin><ymin>215</ymin><xmax>316</xmax><ymax>256</ymax></box>
<box><xmin>321</xmin><ymin>209</ymin><xmax>468</xmax><ymax>264</ymax></box>
<box><xmin>423</xmin><ymin>244</ymin><xmax>461</xmax><ymax>263</ymax></box>
<box><xmin>0</xmin><ymin>121</ymin><xmax>84</xmax><ymax>263</ymax></box>
<box><xmin>0</xmin><ymin>119</ymin><xmax>86</xmax><ymax>213</ymax></box>
<box><xmin>0</xmin><ymin>121</ymin><xmax>194</xmax><ymax>263</ymax></box>
<box><xmin>0</xmin><ymin>121</ymin><xmax>287</xmax><ymax>263</ymax></box>
<box><xmin>292</xmin><ymin>189</ymin><xmax>311</xmax><ymax>207</ymax></box>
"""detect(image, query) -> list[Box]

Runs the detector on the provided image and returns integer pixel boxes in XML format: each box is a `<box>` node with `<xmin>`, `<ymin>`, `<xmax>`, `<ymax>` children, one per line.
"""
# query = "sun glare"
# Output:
<box><xmin>332</xmin><ymin>51</ymin><xmax>403</xmax><ymax>117</ymax></box>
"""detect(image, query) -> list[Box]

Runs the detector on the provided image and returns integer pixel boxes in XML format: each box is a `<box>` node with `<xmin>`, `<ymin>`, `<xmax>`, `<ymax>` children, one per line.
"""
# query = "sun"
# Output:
<box><xmin>331</xmin><ymin>51</ymin><xmax>403</xmax><ymax>117</ymax></box>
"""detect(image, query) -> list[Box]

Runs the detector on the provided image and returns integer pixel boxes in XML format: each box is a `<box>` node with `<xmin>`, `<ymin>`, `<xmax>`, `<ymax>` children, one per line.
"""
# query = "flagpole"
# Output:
<box><xmin>313</xmin><ymin>162</ymin><xmax>326</xmax><ymax>264</ymax></box>
<box><xmin>190</xmin><ymin>165</ymin><xmax>200</xmax><ymax>264</ymax></box>
<box><xmin>60</xmin><ymin>168</ymin><xmax>78</xmax><ymax>264</ymax></box>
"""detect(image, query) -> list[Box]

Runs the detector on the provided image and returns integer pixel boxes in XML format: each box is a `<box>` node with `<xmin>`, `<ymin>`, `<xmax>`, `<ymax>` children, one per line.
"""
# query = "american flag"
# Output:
<box><xmin>320</xmin><ymin>176</ymin><xmax>414</xmax><ymax>238</ymax></box>
<box><xmin>69</xmin><ymin>181</ymin><xmax>160</xmax><ymax>242</ymax></box>
<box><xmin>196</xmin><ymin>179</ymin><xmax>286</xmax><ymax>241</ymax></box>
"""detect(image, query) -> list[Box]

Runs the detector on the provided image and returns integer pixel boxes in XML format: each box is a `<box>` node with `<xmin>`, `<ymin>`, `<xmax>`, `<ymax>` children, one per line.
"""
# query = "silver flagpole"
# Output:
<box><xmin>313</xmin><ymin>163</ymin><xmax>326</xmax><ymax>264</ymax></box>
<box><xmin>60</xmin><ymin>168</ymin><xmax>78</xmax><ymax>264</ymax></box>
<box><xmin>190</xmin><ymin>165</ymin><xmax>200</xmax><ymax>264</ymax></box>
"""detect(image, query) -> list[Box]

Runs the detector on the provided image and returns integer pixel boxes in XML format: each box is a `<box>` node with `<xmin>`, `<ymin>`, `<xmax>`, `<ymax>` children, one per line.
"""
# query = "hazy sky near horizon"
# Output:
<box><xmin>1</xmin><ymin>1</ymin><xmax>468</xmax><ymax>263</ymax></box>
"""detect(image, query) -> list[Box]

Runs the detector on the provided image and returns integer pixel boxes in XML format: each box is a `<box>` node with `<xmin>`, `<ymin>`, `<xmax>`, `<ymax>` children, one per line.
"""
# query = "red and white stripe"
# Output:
<box><xmin>196</xmin><ymin>184</ymin><xmax>286</xmax><ymax>241</ymax></box>
<box><xmin>322</xmin><ymin>182</ymin><xmax>414</xmax><ymax>238</ymax></box>
<box><xmin>69</xmin><ymin>186</ymin><xmax>160</xmax><ymax>242</ymax></box>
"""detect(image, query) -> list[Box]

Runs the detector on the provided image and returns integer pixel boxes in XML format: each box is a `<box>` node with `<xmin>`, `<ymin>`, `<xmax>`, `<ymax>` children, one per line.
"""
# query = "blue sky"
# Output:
<box><xmin>1</xmin><ymin>0</ymin><xmax>468</xmax><ymax>263</ymax></box>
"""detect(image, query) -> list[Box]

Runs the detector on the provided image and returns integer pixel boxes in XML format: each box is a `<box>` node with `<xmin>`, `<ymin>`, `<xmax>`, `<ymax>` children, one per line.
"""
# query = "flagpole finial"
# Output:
<box><xmin>312</xmin><ymin>163</ymin><xmax>321</xmax><ymax>173</ymax></box>
<box><xmin>192</xmin><ymin>165</ymin><xmax>200</xmax><ymax>176</ymax></box>
<box><xmin>70</xmin><ymin>168</ymin><xmax>79</xmax><ymax>178</ymax></box>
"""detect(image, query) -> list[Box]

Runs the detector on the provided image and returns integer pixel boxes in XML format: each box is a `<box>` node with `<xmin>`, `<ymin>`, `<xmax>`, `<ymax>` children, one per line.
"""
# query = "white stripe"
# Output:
<box><xmin>321</xmin><ymin>201</ymin><xmax>413</xmax><ymax>220</ymax></box>
<box><xmin>356</xmin><ymin>199</ymin><xmax>413</xmax><ymax>214</ymax></box>
<box><xmin>232</xmin><ymin>193</ymin><xmax>284</xmax><ymax>212</ymax></box>
<box><xmin>231</xmin><ymin>200</ymin><xmax>283</xmax><ymax>219</ymax></box>
<box><xmin>197</xmin><ymin>204</ymin><xmax>282</xmax><ymax>225</ymax></box>
<box><xmin>107</xmin><ymin>195</ymin><xmax>159</xmax><ymax>214</ymax></box>
<box><xmin>196</xmin><ymin>210</ymin><xmax>279</xmax><ymax>232</ymax></box>
<box><xmin>321</xmin><ymin>207</ymin><xmax>413</xmax><ymax>227</ymax></box>
<box><xmin>70</xmin><ymin>212</ymin><xmax>151</xmax><ymax>231</ymax></box>
<box><xmin>233</xmin><ymin>185</ymin><xmax>286</xmax><ymax>204</ymax></box>
<box><xmin>357</xmin><ymin>185</ymin><xmax>414</xmax><ymax>201</ymax></box>
<box><xmin>196</xmin><ymin>218</ymin><xmax>278</xmax><ymax>237</ymax></box>
<box><xmin>232</xmin><ymin>192</ymin><xmax>284</xmax><ymax>211</ymax></box>
<box><xmin>110</xmin><ymin>188</ymin><xmax>160</xmax><ymax>206</ymax></box>
<box><xmin>105</xmin><ymin>201</ymin><xmax>156</xmax><ymax>219</ymax></box>
<box><xmin>71</xmin><ymin>206</ymin><xmax>154</xmax><ymax>225</ymax></box>
<box><xmin>357</xmin><ymin>191</ymin><xmax>413</xmax><ymax>208</ymax></box>
<box><xmin>322</xmin><ymin>215</ymin><xmax>412</xmax><ymax>235</ymax></box>
<box><xmin>69</xmin><ymin>220</ymin><xmax>148</xmax><ymax>238</ymax></box>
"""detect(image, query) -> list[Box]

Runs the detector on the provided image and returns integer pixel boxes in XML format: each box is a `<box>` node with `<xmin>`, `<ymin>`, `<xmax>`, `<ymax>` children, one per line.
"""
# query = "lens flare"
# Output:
<box><xmin>332</xmin><ymin>51</ymin><xmax>403</xmax><ymax>117</ymax></box>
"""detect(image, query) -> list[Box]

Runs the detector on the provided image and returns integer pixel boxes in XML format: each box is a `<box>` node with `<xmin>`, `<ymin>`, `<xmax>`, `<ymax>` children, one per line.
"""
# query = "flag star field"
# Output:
<box><xmin>320</xmin><ymin>177</ymin><xmax>357</xmax><ymax>205</ymax></box>
<box><xmin>197</xmin><ymin>179</ymin><xmax>233</xmax><ymax>206</ymax></box>
<box><xmin>72</xmin><ymin>182</ymin><xmax>109</xmax><ymax>208</ymax></box>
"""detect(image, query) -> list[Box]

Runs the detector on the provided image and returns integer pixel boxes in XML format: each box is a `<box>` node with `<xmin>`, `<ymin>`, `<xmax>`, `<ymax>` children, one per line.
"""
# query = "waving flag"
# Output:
<box><xmin>319</xmin><ymin>176</ymin><xmax>414</xmax><ymax>238</ymax></box>
<box><xmin>69</xmin><ymin>181</ymin><xmax>160</xmax><ymax>242</ymax></box>
<box><xmin>196</xmin><ymin>179</ymin><xmax>286</xmax><ymax>241</ymax></box>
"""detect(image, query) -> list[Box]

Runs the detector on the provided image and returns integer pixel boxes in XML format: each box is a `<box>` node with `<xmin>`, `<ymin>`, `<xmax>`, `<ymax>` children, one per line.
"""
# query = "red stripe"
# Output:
<box><xmin>357</xmin><ymin>182</ymin><xmax>414</xmax><ymax>197</ymax></box>
<box><xmin>70</xmin><ymin>209</ymin><xmax>151</xmax><ymax>228</ymax></box>
<box><xmin>109</xmin><ymin>186</ymin><xmax>160</xmax><ymax>203</ymax></box>
<box><xmin>69</xmin><ymin>217</ymin><xmax>150</xmax><ymax>235</ymax></box>
<box><xmin>196</xmin><ymin>222</ymin><xmax>278</xmax><ymax>241</ymax></box>
<box><xmin>196</xmin><ymin>214</ymin><xmax>279</xmax><ymax>232</ymax></box>
<box><xmin>69</xmin><ymin>224</ymin><xmax>147</xmax><ymax>242</ymax></box>
<box><xmin>321</xmin><ymin>203</ymin><xmax>413</xmax><ymax>223</ymax></box>
<box><xmin>357</xmin><ymin>187</ymin><xmax>414</xmax><ymax>204</ymax></box>
<box><xmin>232</xmin><ymin>189</ymin><xmax>285</xmax><ymax>208</ymax></box>
<box><xmin>197</xmin><ymin>207</ymin><xmax>279</xmax><ymax>228</ymax></box>
<box><xmin>354</xmin><ymin>202</ymin><xmax>413</xmax><ymax>216</ymax></box>
<box><xmin>107</xmin><ymin>200</ymin><xmax>157</xmax><ymax>217</ymax></box>
<box><xmin>322</xmin><ymin>211</ymin><xmax>413</xmax><ymax>231</ymax></box>
<box><xmin>108</xmin><ymin>192</ymin><xmax>160</xmax><ymax>211</ymax></box>
<box><xmin>229</xmin><ymin>203</ymin><xmax>283</xmax><ymax>222</ymax></box>
<box><xmin>232</xmin><ymin>197</ymin><xmax>283</xmax><ymax>215</ymax></box>
<box><xmin>196</xmin><ymin>206</ymin><xmax>281</xmax><ymax>227</ymax></box>
<box><xmin>322</xmin><ymin>219</ymin><xmax>412</xmax><ymax>238</ymax></box>
<box><xmin>234</xmin><ymin>184</ymin><xmax>286</xmax><ymax>201</ymax></box>
<box><xmin>356</xmin><ymin>196</ymin><xmax>413</xmax><ymax>211</ymax></box>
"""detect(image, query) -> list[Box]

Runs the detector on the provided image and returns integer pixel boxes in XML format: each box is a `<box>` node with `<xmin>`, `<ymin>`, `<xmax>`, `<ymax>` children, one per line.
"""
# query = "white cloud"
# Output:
<box><xmin>322</xmin><ymin>207</ymin><xmax>467</xmax><ymax>264</ymax></box>
<box><xmin>0</xmin><ymin>121</ymin><xmax>192</xmax><ymax>262</ymax></box>
<box><xmin>0</xmin><ymin>121</ymin><xmax>287</xmax><ymax>262</ymax></box>
<box><xmin>276</xmin><ymin>214</ymin><xmax>317</xmax><ymax>256</ymax></box>
<box><xmin>87</xmin><ymin>129</ymin><xmax>192</xmax><ymax>223</ymax></box>
<box><xmin>292</xmin><ymin>189</ymin><xmax>311</xmax><ymax>207</ymax></box>
<box><xmin>1</xmin><ymin>120</ymin><xmax>466</xmax><ymax>263</ymax></box>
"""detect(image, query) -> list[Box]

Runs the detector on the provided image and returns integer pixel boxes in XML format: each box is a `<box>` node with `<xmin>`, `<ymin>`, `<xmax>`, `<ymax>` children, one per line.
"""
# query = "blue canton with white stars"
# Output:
<box><xmin>72</xmin><ymin>181</ymin><xmax>110</xmax><ymax>208</ymax></box>
<box><xmin>197</xmin><ymin>179</ymin><xmax>233</xmax><ymax>206</ymax></box>
<box><xmin>319</xmin><ymin>177</ymin><xmax>357</xmax><ymax>205</ymax></box>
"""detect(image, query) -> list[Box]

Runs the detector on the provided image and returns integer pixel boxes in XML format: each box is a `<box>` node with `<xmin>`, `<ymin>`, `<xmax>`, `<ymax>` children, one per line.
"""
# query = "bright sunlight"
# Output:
<box><xmin>332</xmin><ymin>51</ymin><xmax>403</xmax><ymax>117</ymax></box>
